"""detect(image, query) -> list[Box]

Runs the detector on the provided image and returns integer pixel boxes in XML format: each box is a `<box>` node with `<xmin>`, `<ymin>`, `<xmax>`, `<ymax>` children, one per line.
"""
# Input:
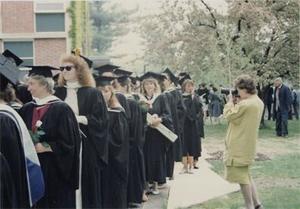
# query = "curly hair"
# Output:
<box><xmin>234</xmin><ymin>74</ymin><xmax>257</xmax><ymax>94</ymax></box>
<box><xmin>58</xmin><ymin>54</ymin><xmax>95</xmax><ymax>87</ymax></box>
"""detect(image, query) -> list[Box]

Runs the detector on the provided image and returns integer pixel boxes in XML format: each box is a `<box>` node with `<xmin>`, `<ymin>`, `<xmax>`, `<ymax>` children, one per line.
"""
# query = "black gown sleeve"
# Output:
<box><xmin>158</xmin><ymin>94</ymin><xmax>173</xmax><ymax>131</ymax></box>
<box><xmin>109</xmin><ymin>110</ymin><xmax>129</xmax><ymax>181</ymax></box>
<box><xmin>47</xmin><ymin>103</ymin><xmax>81</xmax><ymax>189</ymax></box>
<box><xmin>193</xmin><ymin>96</ymin><xmax>205</xmax><ymax>138</ymax></box>
<box><xmin>83</xmin><ymin>89</ymin><xmax>109</xmax><ymax>167</ymax></box>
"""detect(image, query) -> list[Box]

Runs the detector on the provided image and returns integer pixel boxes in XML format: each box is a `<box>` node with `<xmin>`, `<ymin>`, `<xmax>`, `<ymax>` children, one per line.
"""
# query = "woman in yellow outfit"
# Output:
<box><xmin>223</xmin><ymin>75</ymin><xmax>264</xmax><ymax>209</ymax></box>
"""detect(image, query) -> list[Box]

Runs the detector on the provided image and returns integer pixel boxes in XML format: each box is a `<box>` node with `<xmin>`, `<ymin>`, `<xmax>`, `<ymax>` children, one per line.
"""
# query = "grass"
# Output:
<box><xmin>185</xmin><ymin>119</ymin><xmax>300</xmax><ymax>209</ymax></box>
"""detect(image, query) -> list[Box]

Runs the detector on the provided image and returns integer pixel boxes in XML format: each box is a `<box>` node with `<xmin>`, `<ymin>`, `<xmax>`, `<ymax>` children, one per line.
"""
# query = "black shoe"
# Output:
<box><xmin>194</xmin><ymin>165</ymin><xmax>199</xmax><ymax>169</ymax></box>
<box><xmin>255</xmin><ymin>204</ymin><xmax>263</xmax><ymax>209</ymax></box>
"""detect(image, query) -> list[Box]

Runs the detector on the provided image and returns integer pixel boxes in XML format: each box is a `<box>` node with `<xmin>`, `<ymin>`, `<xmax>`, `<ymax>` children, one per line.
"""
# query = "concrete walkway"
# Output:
<box><xmin>142</xmin><ymin>151</ymin><xmax>240</xmax><ymax>209</ymax></box>
<box><xmin>167</xmin><ymin>153</ymin><xmax>240</xmax><ymax>209</ymax></box>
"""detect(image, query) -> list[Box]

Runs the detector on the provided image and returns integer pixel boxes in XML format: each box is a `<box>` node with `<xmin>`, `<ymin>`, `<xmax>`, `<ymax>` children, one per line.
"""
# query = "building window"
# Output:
<box><xmin>3</xmin><ymin>41</ymin><xmax>34</xmax><ymax>66</ymax></box>
<box><xmin>36</xmin><ymin>13</ymin><xmax>65</xmax><ymax>32</ymax></box>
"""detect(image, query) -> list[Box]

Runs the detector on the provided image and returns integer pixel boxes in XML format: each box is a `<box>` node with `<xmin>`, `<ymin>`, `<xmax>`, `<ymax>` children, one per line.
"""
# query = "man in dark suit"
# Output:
<box><xmin>273</xmin><ymin>78</ymin><xmax>292</xmax><ymax>137</ymax></box>
<box><xmin>263</xmin><ymin>84</ymin><xmax>274</xmax><ymax>120</ymax></box>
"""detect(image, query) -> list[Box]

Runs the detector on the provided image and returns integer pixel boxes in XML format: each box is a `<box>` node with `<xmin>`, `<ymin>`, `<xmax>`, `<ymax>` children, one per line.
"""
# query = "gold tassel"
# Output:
<box><xmin>72</xmin><ymin>48</ymin><xmax>81</xmax><ymax>56</ymax></box>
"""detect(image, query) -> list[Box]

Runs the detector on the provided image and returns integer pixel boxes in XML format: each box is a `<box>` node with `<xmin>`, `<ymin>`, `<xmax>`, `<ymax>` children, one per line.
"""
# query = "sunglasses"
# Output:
<box><xmin>59</xmin><ymin>65</ymin><xmax>74</xmax><ymax>71</ymax></box>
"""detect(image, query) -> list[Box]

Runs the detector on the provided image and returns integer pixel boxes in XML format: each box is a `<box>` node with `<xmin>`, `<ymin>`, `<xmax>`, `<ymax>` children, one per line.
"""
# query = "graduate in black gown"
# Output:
<box><xmin>181</xmin><ymin>79</ymin><xmax>204</xmax><ymax>174</ymax></box>
<box><xmin>95</xmin><ymin>76</ymin><xmax>130</xmax><ymax>208</ymax></box>
<box><xmin>55</xmin><ymin>54</ymin><xmax>109</xmax><ymax>209</ymax></box>
<box><xmin>161</xmin><ymin>68</ymin><xmax>186</xmax><ymax>179</ymax></box>
<box><xmin>0</xmin><ymin>81</ymin><xmax>28</xmax><ymax>208</ymax></box>
<box><xmin>0</xmin><ymin>50</ymin><xmax>43</xmax><ymax>208</ymax></box>
<box><xmin>0</xmin><ymin>152</ymin><xmax>17</xmax><ymax>209</ymax></box>
<box><xmin>139</xmin><ymin>72</ymin><xmax>173</xmax><ymax>195</ymax></box>
<box><xmin>114</xmin><ymin>74</ymin><xmax>147</xmax><ymax>206</ymax></box>
<box><xmin>18</xmin><ymin>66</ymin><xmax>81</xmax><ymax>208</ymax></box>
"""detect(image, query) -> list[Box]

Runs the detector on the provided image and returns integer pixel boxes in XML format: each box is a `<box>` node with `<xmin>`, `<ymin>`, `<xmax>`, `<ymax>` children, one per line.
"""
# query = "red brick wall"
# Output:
<box><xmin>1</xmin><ymin>1</ymin><xmax>34</xmax><ymax>33</ymax></box>
<box><xmin>35</xmin><ymin>38</ymin><xmax>66</xmax><ymax>66</ymax></box>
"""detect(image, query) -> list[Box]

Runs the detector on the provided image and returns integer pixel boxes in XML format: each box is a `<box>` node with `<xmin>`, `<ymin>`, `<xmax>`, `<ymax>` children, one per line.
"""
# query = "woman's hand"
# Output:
<box><xmin>35</xmin><ymin>143</ymin><xmax>53</xmax><ymax>153</ymax></box>
<box><xmin>150</xmin><ymin>114</ymin><xmax>162</xmax><ymax>127</ymax></box>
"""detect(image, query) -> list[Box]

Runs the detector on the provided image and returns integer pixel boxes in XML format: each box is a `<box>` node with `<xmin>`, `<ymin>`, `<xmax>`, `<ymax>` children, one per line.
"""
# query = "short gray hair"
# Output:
<box><xmin>30</xmin><ymin>75</ymin><xmax>55</xmax><ymax>94</ymax></box>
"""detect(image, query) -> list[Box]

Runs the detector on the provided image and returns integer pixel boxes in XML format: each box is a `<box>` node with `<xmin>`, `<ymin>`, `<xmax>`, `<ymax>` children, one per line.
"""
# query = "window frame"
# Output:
<box><xmin>2</xmin><ymin>40</ymin><xmax>35</xmax><ymax>65</ymax></box>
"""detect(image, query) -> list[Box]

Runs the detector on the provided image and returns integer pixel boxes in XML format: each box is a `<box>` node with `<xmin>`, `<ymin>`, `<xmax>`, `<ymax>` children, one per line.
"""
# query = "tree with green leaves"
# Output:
<box><xmin>138</xmin><ymin>0</ymin><xmax>299</xmax><ymax>87</ymax></box>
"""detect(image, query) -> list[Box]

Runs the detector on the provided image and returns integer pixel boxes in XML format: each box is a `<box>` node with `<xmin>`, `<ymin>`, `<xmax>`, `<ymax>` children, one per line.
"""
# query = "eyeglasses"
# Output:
<box><xmin>59</xmin><ymin>65</ymin><xmax>74</xmax><ymax>71</ymax></box>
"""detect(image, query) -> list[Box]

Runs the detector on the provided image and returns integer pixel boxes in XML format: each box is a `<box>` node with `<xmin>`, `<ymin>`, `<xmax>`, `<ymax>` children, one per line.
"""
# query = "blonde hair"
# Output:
<box><xmin>58</xmin><ymin>54</ymin><xmax>95</xmax><ymax>87</ymax></box>
<box><xmin>182</xmin><ymin>79</ymin><xmax>194</xmax><ymax>92</ymax></box>
<box><xmin>141</xmin><ymin>78</ymin><xmax>161</xmax><ymax>95</ymax></box>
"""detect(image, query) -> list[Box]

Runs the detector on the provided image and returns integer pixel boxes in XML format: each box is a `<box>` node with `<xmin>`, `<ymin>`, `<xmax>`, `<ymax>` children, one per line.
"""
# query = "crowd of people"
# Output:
<box><xmin>0</xmin><ymin>50</ymin><xmax>205</xmax><ymax>209</ymax></box>
<box><xmin>195</xmin><ymin>79</ymin><xmax>299</xmax><ymax>135</ymax></box>
<box><xmin>1</xmin><ymin>49</ymin><xmax>298</xmax><ymax>209</ymax></box>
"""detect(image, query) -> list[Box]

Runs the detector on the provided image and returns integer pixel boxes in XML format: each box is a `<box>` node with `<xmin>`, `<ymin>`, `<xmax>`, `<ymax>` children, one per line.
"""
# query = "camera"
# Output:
<box><xmin>221</xmin><ymin>88</ymin><xmax>239</xmax><ymax>96</ymax></box>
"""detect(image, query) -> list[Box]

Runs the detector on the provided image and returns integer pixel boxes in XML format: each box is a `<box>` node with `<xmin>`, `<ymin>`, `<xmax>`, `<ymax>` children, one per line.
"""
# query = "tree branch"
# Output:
<box><xmin>263</xmin><ymin>29</ymin><xmax>276</xmax><ymax>59</ymax></box>
<box><xmin>199</xmin><ymin>0</ymin><xmax>220</xmax><ymax>38</ymax></box>
<box><xmin>187</xmin><ymin>15</ymin><xmax>216</xmax><ymax>30</ymax></box>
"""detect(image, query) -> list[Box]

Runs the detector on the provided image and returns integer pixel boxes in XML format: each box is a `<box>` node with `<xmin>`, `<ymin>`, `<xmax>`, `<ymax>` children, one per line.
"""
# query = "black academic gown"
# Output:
<box><xmin>115</xmin><ymin>92</ymin><xmax>131</xmax><ymax>120</ymax></box>
<box><xmin>126</xmin><ymin>96</ymin><xmax>146</xmax><ymax>204</ymax></box>
<box><xmin>143</xmin><ymin>94</ymin><xmax>173</xmax><ymax>184</ymax></box>
<box><xmin>182</xmin><ymin>94</ymin><xmax>204</xmax><ymax>158</ymax></box>
<box><xmin>0</xmin><ymin>112</ymin><xmax>29</xmax><ymax>208</ymax></box>
<box><xmin>164</xmin><ymin>88</ymin><xmax>186</xmax><ymax>177</ymax></box>
<box><xmin>0</xmin><ymin>153</ymin><xmax>17</xmax><ymax>209</ymax></box>
<box><xmin>55</xmin><ymin>87</ymin><xmax>109</xmax><ymax>209</ymax></box>
<box><xmin>173</xmin><ymin>89</ymin><xmax>186</xmax><ymax>162</ymax></box>
<box><xmin>102</xmin><ymin>107</ymin><xmax>129</xmax><ymax>209</ymax></box>
<box><xmin>19</xmin><ymin>100</ymin><xmax>80</xmax><ymax>208</ymax></box>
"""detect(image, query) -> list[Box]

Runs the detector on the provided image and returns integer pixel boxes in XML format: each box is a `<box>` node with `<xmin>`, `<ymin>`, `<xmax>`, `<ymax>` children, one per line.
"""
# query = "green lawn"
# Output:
<box><xmin>186</xmin><ymin>119</ymin><xmax>300</xmax><ymax>209</ymax></box>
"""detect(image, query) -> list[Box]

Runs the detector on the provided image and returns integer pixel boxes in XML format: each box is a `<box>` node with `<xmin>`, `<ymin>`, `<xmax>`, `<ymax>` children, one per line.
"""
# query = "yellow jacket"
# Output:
<box><xmin>223</xmin><ymin>95</ymin><xmax>264</xmax><ymax>166</ymax></box>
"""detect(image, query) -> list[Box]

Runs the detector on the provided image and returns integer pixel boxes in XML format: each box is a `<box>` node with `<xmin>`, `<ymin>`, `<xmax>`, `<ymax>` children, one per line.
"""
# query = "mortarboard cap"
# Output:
<box><xmin>162</xmin><ymin>68</ymin><xmax>178</xmax><ymax>85</ymax></box>
<box><xmin>94</xmin><ymin>64</ymin><xmax>120</xmax><ymax>75</ymax></box>
<box><xmin>95</xmin><ymin>75</ymin><xmax>115</xmax><ymax>87</ymax></box>
<box><xmin>0</xmin><ymin>53</ymin><xmax>21</xmax><ymax>90</ymax></box>
<box><xmin>178</xmin><ymin>74</ymin><xmax>192</xmax><ymax>85</ymax></box>
<box><xmin>80</xmin><ymin>55</ymin><xmax>93</xmax><ymax>68</ymax></box>
<box><xmin>27</xmin><ymin>66</ymin><xmax>60</xmax><ymax>78</ymax></box>
<box><xmin>140</xmin><ymin>71</ymin><xmax>166</xmax><ymax>81</ymax></box>
<box><xmin>178</xmin><ymin>72</ymin><xmax>189</xmax><ymax>77</ymax></box>
<box><xmin>113</xmin><ymin>68</ymin><xmax>133</xmax><ymax>76</ymax></box>
<box><xmin>2</xmin><ymin>49</ymin><xmax>23</xmax><ymax>66</ymax></box>
<box><xmin>117</xmin><ymin>75</ymin><xmax>131</xmax><ymax>85</ymax></box>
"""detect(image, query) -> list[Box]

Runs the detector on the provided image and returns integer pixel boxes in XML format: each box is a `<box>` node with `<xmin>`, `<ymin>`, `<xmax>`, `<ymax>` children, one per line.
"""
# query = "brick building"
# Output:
<box><xmin>0</xmin><ymin>1</ymin><xmax>70</xmax><ymax>67</ymax></box>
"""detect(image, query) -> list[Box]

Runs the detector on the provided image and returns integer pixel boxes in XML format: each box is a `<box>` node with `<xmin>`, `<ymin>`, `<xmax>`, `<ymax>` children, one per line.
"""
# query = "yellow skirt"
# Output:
<box><xmin>225</xmin><ymin>165</ymin><xmax>250</xmax><ymax>185</ymax></box>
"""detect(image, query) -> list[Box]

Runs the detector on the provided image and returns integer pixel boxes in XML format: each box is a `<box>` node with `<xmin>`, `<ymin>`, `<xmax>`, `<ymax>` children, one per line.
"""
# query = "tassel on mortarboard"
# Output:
<box><xmin>71</xmin><ymin>48</ymin><xmax>93</xmax><ymax>68</ymax></box>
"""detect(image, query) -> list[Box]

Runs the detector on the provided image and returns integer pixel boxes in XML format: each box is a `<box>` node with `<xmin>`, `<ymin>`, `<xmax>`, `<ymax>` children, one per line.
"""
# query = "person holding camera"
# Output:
<box><xmin>223</xmin><ymin>75</ymin><xmax>264</xmax><ymax>209</ymax></box>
